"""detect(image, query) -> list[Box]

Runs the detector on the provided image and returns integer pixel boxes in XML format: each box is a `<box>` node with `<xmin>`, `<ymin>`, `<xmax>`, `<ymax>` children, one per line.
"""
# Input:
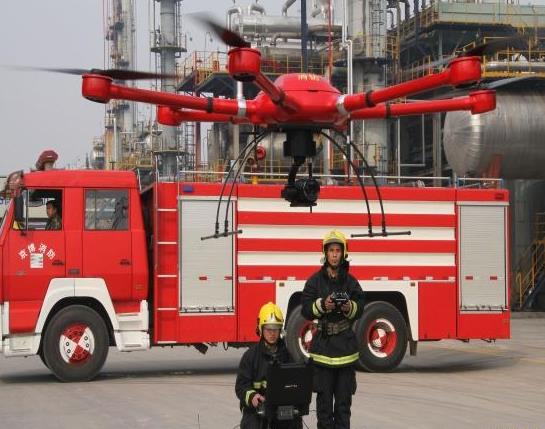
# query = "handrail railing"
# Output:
<box><xmin>176</xmin><ymin>169</ymin><xmax>501</xmax><ymax>187</ymax></box>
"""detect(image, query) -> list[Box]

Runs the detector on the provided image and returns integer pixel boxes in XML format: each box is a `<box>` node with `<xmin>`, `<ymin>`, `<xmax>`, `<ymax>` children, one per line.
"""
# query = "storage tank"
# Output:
<box><xmin>444</xmin><ymin>90</ymin><xmax>545</xmax><ymax>179</ymax></box>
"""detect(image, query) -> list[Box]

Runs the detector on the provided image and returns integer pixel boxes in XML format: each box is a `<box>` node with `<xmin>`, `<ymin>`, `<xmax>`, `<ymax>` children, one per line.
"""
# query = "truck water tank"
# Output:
<box><xmin>443</xmin><ymin>91</ymin><xmax>545</xmax><ymax>179</ymax></box>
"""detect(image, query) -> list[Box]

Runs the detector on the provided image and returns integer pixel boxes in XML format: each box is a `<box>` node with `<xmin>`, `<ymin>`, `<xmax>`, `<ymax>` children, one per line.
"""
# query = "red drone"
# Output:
<box><xmin>83</xmin><ymin>52</ymin><xmax>493</xmax><ymax>125</ymax></box>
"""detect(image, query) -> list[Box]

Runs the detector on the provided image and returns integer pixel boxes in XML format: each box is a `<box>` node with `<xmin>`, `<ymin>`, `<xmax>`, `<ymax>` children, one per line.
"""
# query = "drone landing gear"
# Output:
<box><xmin>202</xmin><ymin>127</ymin><xmax>411</xmax><ymax>241</ymax></box>
<box><xmin>319</xmin><ymin>131</ymin><xmax>411</xmax><ymax>239</ymax></box>
<box><xmin>201</xmin><ymin>130</ymin><xmax>266</xmax><ymax>241</ymax></box>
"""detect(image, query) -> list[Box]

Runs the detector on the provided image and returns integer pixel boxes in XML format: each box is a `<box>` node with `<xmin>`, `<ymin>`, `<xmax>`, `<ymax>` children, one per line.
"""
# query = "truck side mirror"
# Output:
<box><xmin>14</xmin><ymin>194</ymin><xmax>25</xmax><ymax>226</ymax></box>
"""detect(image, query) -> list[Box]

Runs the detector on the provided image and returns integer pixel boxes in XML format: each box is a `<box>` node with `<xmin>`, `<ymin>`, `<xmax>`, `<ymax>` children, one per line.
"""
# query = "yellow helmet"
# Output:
<box><xmin>257</xmin><ymin>302</ymin><xmax>284</xmax><ymax>335</ymax></box>
<box><xmin>323</xmin><ymin>229</ymin><xmax>348</xmax><ymax>259</ymax></box>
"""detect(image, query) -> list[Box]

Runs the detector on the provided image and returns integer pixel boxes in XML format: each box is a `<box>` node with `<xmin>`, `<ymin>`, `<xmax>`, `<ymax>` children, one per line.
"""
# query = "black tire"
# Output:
<box><xmin>354</xmin><ymin>301</ymin><xmax>408</xmax><ymax>372</ymax></box>
<box><xmin>285</xmin><ymin>304</ymin><xmax>316</xmax><ymax>363</ymax></box>
<box><xmin>42</xmin><ymin>305</ymin><xmax>109</xmax><ymax>382</ymax></box>
<box><xmin>38</xmin><ymin>349</ymin><xmax>49</xmax><ymax>369</ymax></box>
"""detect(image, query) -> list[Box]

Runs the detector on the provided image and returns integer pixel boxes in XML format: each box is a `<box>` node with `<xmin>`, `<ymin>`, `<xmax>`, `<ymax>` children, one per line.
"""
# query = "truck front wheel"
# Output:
<box><xmin>354</xmin><ymin>301</ymin><xmax>408</xmax><ymax>372</ymax></box>
<box><xmin>42</xmin><ymin>305</ymin><xmax>109</xmax><ymax>382</ymax></box>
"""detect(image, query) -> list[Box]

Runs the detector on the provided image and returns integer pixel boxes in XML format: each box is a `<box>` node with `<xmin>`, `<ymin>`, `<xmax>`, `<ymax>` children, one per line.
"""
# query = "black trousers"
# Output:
<box><xmin>314</xmin><ymin>365</ymin><xmax>357</xmax><ymax>429</ymax></box>
<box><xmin>240</xmin><ymin>409</ymin><xmax>303</xmax><ymax>429</ymax></box>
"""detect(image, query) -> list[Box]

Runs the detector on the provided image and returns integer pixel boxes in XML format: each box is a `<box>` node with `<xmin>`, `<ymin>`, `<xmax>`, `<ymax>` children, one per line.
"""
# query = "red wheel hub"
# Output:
<box><xmin>366</xmin><ymin>318</ymin><xmax>397</xmax><ymax>358</ymax></box>
<box><xmin>59</xmin><ymin>323</ymin><xmax>95</xmax><ymax>364</ymax></box>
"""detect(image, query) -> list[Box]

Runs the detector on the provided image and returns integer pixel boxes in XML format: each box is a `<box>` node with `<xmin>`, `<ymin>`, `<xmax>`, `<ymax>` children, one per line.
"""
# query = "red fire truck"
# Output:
<box><xmin>0</xmin><ymin>156</ymin><xmax>510</xmax><ymax>381</ymax></box>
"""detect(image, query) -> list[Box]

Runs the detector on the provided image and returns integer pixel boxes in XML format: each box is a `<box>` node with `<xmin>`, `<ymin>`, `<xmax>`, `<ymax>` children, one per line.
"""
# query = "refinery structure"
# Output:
<box><xmin>87</xmin><ymin>0</ymin><xmax>545</xmax><ymax>311</ymax></box>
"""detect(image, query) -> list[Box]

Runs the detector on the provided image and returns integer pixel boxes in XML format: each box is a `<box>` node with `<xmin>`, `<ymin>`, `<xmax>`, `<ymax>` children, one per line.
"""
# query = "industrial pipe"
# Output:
<box><xmin>248</xmin><ymin>2</ymin><xmax>265</xmax><ymax>15</ymax></box>
<box><xmin>232</xmin><ymin>15</ymin><xmax>331</xmax><ymax>35</ymax></box>
<box><xmin>387</xmin><ymin>10</ymin><xmax>395</xmax><ymax>29</ymax></box>
<box><xmin>308</xmin><ymin>23</ymin><xmax>342</xmax><ymax>34</ymax></box>
<box><xmin>271</xmin><ymin>32</ymin><xmax>301</xmax><ymax>45</ymax></box>
<box><xmin>226</xmin><ymin>5</ymin><xmax>243</xmax><ymax>31</ymax></box>
<box><xmin>282</xmin><ymin>0</ymin><xmax>297</xmax><ymax>16</ymax></box>
<box><xmin>486</xmin><ymin>61</ymin><xmax>545</xmax><ymax>72</ymax></box>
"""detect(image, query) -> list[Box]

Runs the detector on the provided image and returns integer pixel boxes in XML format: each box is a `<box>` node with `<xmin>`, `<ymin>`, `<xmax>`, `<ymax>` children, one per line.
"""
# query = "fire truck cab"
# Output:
<box><xmin>0</xmin><ymin>158</ymin><xmax>511</xmax><ymax>381</ymax></box>
<box><xmin>0</xmin><ymin>167</ymin><xmax>149</xmax><ymax>380</ymax></box>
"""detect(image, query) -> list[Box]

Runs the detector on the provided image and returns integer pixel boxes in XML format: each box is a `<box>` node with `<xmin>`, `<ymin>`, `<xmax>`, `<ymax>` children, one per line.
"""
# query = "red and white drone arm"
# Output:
<box><xmin>82</xmin><ymin>74</ymin><xmax>253</xmax><ymax>118</ymax></box>
<box><xmin>338</xmin><ymin>57</ymin><xmax>482</xmax><ymax>114</ymax></box>
<box><xmin>350</xmin><ymin>90</ymin><xmax>496</xmax><ymax>120</ymax></box>
<box><xmin>157</xmin><ymin>106</ymin><xmax>250</xmax><ymax>125</ymax></box>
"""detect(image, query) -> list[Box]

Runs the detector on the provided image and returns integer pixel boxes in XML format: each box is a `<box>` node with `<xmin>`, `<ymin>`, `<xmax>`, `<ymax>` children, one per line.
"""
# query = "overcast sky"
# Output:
<box><xmin>0</xmin><ymin>0</ymin><xmax>284</xmax><ymax>175</ymax></box>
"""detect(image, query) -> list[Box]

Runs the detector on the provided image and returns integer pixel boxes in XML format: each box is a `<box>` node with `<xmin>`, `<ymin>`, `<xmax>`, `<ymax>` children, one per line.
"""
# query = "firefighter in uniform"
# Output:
<box><xmin>301</xmin><ymin>230</ymin><xmax>365</xmax><ymax>429</ymax></box>
<box><xmin>235</xmin><ymin>302</ymin><xmax>302</xmax><ymax>429</ymax></box>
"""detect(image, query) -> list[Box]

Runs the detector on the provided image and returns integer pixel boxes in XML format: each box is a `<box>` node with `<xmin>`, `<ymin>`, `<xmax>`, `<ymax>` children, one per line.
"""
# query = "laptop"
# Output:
<box><xmin>261</xmin><ymin>361</ymin><xmax>313</xmax><ymax>421</ymax></box>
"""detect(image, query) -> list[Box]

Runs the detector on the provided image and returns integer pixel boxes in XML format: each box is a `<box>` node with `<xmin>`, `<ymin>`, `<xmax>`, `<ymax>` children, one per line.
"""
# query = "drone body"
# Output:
<box><xmin>82</xmin><ymin>48</ymin><xmax>495</xmax><ymax>131</ymax></box>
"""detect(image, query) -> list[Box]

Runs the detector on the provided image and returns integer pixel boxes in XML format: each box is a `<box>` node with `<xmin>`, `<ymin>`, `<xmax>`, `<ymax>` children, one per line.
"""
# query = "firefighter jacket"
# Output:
<box><xmin>235</xmin><ymin>338</ymin><xmax>292</xmax><ymax>412</ymax></box>
<box><xmin>301</xmin><ymin>263</ymin><xmax>365</xmax><ymax>368</ymax></box>
<box><xmin>45</xmin><ymin>214</ymin><xmax>62</xmax><ymax>230</ymax></box>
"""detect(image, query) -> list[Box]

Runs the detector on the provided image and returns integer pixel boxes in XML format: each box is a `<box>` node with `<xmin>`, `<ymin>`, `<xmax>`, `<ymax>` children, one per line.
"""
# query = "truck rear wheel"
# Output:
<box><xmin>42</xmin><ymin>305</ymin><xmax>109</xmax><ymax>382</ymax></box>
<box><xmin>354</xmin><ymin>301</ymin><xmax>408</xmax><ymax>372</ymax></box>
<box><xmin>285</xmin><ymin>304</ymin><xmax>316</xmax><ymax>363</ymax></box>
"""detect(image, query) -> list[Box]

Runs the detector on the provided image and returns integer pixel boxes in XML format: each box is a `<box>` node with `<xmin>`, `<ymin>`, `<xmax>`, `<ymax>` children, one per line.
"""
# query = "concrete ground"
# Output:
<box><xmin>0</xmin><ymin>317</ymin><xmax>544</xmax><ymax>429</ymax></box>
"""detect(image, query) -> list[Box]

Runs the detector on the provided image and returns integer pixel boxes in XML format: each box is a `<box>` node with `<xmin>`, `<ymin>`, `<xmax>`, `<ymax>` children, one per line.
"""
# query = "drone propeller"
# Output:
<box><xmin>191</xmin><ymin>13</ymin><xmax>250</xmax><ymax>48</ymax></box>
<box><xmin>3</xmin><ymin>65</ymin><xmax>178</xmax><ymax>81</ymax></box>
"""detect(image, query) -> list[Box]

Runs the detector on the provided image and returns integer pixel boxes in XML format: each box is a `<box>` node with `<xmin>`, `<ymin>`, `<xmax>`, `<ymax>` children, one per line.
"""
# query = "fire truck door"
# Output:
<box><xmin>82</xmin><ymin>189</ymin><xmax>132</xmax><ymax>300</ymax></box>
<box><xmin>179</xmin><ymin>198</ymin><xmax>234</xmax><ymax>312</ymax></box>
<box><xmin>458</xmin><ymin>204</ymin><xmax>508</xmax><ymax>311</ymax></box>
<box><xmin>6</xmin><ymin>191</ymin><xmax>66</xmax><ymax>324</ymax></box>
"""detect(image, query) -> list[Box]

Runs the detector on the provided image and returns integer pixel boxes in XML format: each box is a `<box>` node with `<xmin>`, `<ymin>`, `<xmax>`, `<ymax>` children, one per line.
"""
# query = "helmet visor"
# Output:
<box><xmin>262</xmin><ymin>323</ymin><xmax>282</xmax><ymax>331</ymax></box>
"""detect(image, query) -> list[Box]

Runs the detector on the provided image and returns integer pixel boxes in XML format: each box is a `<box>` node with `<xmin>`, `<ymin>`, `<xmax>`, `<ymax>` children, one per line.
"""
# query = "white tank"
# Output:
<box><xmin>444</xmin><ymin>91</ymin><xmax>545</xmax><ymax>179</ymax></box>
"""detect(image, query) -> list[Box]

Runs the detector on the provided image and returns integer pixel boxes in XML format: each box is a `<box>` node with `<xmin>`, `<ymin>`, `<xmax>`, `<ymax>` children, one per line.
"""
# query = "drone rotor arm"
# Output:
<box><xmin>350</xmin><ymin>90</ymin><xmax>495</xmax><ymax>120</ymax></box>
<box><xmin>157</xmin><ymin>106</ymin><xmax>250</xmax><ymax>126</ymax></box>
<box><xmin>82</xmin><ymin>74</ymin><xmax>246</xmax><ymax>116</ymax></box>
<box><xmin>108</xmin><ymin>84</ymin><xmax>242</xmax><ymax>114</ymax></box>
<box><xmin>339</xmin><ymin>56</ymin><xmax>483</xmax><ymax>114</ymax></box>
